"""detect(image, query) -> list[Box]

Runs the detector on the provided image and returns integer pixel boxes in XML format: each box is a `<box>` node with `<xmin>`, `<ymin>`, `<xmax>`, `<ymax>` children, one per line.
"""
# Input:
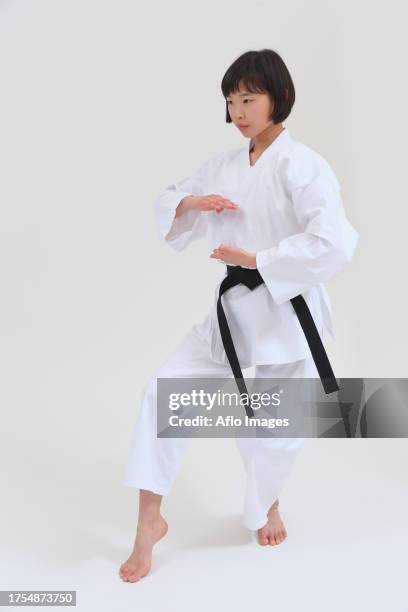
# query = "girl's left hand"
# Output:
<box><xmin>209</xmin><ymin>244</ymin><xmax>257</xmax><ymax>268</ymax></box>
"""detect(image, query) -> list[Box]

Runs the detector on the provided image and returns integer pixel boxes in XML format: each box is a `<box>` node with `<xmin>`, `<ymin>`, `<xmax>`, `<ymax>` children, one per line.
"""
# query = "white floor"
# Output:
<box><xmin>1</xmin><ymin>434</ymin><xmax>407</xmax><ymax>612</ymax></box>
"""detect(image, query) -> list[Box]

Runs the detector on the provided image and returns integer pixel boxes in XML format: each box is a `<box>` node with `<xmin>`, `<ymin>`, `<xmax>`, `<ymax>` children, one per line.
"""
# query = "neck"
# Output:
<box><xmin>250</xmin><ymin>123</ymin><xmax>284</xmax><ymax>152</ymax></box>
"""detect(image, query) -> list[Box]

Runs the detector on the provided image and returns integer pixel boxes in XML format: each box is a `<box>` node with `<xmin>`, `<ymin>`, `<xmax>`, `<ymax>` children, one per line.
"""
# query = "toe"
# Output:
<box><xmin>257</xmin><ymin>530</ymin><xmax>269</xmax><ymax>545</ymax></box>
<box><xmin>126</xmin><ymin>569</ymin><xmax>138</xmax><ymax>582</ymax></box>
<box><xmin>281</xmin><ymin>530</ymin><xmax>287</xmax><ymax>541</ymax></box>
<box><xmin>119</xmin><ymin>565</ymin><xmax>128</xmax><ymax>578</ymax></box>
<box><xmin>121</xmin><ymin>562</ymin><xmax>137</xmax><ymax>580</ymax></box>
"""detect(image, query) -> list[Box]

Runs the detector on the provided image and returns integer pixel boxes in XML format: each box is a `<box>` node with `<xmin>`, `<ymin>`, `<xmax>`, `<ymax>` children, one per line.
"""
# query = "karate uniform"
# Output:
<box><xmin>123</xmin><ymin>127</ymin><xmax>359</xmax><ymax>531</ymax></box>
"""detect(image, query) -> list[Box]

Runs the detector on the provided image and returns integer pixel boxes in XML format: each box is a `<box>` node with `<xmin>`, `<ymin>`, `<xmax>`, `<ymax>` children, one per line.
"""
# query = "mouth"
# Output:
<box><xmin>238</xmin><ymin>124</ymin><xmax>249</xmax><ymax>129</ymax></box>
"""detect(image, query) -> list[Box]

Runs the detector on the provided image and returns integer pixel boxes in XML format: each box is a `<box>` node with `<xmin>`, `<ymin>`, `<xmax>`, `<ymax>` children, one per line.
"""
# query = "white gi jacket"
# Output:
<box><xmin>154</xmin><ymin>128</ymin><xmax>359</xmax><ymax>368</ymax></box>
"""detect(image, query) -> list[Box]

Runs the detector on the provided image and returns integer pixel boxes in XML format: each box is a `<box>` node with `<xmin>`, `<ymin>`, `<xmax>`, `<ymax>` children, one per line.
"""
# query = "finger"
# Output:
<box><xmin>211</xmin><ymin>196</ymin><xmax>239</xmax><ymax>209</ymax></box>
<box><xmin>209</xmin><ymin>202</ymin><xmax>236</xmax><ymax>213</ymax></box>
<box><xmin>216</xmin><ymin>201</ymin><xmax>238</xmax><ymax>210</ymax></box>
<box><xmin>220</xmin><ymin>198</ymin><xmax>239</xmax><ymax>209</ymax></box>
<box><xmin>200</xmin><ymin>197</ymin><xmax>223</xmax><ymax>210</ymax></box>
<box><xmin>207</xmin><ymin>202</ymin><xmax>222</xmax><ymax>213</ymax></box>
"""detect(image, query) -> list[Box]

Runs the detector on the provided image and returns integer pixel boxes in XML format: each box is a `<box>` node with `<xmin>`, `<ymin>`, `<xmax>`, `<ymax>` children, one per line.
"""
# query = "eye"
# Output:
<box><xmin>226</xmin><ymin>99</ymin><xmax>254</xmax><ymax>104</ymax></box>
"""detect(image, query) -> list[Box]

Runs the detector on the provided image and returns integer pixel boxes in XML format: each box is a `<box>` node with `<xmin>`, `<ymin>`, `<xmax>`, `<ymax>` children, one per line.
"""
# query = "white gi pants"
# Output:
<box><xmin>123</xmin><ymin>323</ymin><xmax>319</xmax><ymax>530</ymax></box>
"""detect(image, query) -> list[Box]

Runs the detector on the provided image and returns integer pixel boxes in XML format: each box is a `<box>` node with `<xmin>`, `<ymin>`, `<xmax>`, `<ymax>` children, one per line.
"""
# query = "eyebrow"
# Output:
<box><xmin>226</xmin><ymin>92</ymin><xmax>254</xmax><ymax>98</ymax></box>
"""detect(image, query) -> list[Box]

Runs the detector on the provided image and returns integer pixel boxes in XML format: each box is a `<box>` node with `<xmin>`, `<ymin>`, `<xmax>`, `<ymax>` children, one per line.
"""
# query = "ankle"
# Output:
<box><xmin>137</xmin><ymin>513</ymin><xmax>162</xmax><ymax>528</ymax></box>
<box><xmin>268</xmin><ymin>499</ymin><xmax>279</xmax><ymax>516</ymax></box>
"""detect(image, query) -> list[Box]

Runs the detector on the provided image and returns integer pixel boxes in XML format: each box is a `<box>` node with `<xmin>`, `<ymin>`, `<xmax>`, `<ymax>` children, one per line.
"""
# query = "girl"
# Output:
<box><xmin>119</xmin><ymin>48</ymin><xmax>358</xmax><ymax>583</ymax></box>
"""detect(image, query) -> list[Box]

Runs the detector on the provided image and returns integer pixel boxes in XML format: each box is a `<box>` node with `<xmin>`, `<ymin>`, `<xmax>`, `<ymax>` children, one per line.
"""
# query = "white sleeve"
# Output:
<box><xmin>256</xmin><ymin>157</ymin><xmax>359</xmax><ymax>305</ymax></box>
<box><xmin>154</xmin><ymin>162</ymin><xmax>209</xmax><ymax>253</ymax></box>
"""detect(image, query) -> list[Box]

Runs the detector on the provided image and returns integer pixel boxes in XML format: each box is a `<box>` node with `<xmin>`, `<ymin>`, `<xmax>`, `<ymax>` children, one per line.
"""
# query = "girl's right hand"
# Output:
<box><xmin>191</xmin><ymin>194</ymin><xmax>239</xmax><ymax>214</ymax></box>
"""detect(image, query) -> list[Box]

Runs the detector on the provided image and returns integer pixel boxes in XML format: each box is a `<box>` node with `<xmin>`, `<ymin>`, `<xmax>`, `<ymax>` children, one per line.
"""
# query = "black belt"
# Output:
<box><xmin>217</xmin><ymin>265</ymin><xmax>339</xmax><ymax>419</ymax></box>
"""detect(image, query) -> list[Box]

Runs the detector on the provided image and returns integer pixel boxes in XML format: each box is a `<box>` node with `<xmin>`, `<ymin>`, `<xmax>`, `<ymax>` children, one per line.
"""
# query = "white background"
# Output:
<box><xmin>0</xmin><ymin>1</ymin><xmax>407</xmax><ymax>610</ymax></box>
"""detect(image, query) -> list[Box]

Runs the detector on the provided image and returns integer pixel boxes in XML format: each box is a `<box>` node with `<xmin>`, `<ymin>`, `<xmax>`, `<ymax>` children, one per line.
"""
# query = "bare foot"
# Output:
<box><xmin>119</xmin><ymin>515</ymin><xmax>168</xmax><ymax>582</ymax></box>
<box><xmin>257</xmin><ymin>499</ymin><xmax>287</xmax><ymax>546</ymax></box>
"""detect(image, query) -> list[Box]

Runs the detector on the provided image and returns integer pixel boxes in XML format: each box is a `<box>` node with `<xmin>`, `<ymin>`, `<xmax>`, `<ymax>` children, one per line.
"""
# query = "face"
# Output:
<box><xmin>226</xmin><ymin>81</ymin><xmax>275</xmax><ymax>138</ymax></box>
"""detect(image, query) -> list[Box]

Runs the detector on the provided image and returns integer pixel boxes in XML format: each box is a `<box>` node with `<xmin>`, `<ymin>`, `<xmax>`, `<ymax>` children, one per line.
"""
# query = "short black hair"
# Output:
<box><xmin>221</xmin><ymin>49</ymin><xmax>295</xmax><ymax>124</ymax></box>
